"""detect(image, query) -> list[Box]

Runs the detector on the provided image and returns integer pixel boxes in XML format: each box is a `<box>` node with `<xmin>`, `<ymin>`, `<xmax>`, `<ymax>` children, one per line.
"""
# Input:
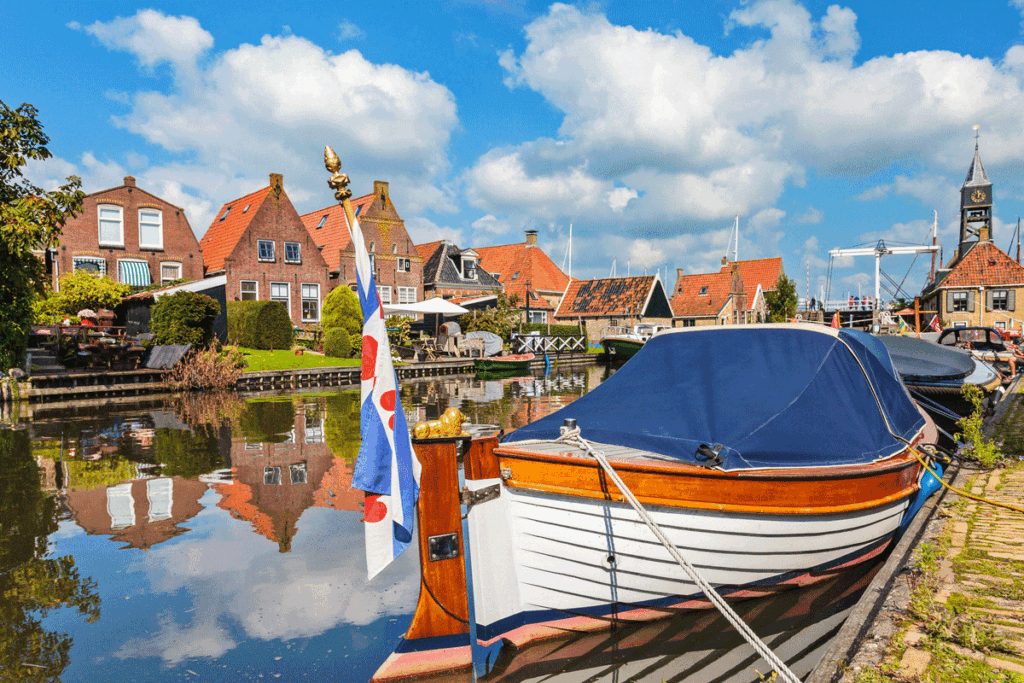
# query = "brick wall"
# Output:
<box><xmin>223</xmin><ymin>175</ymin><xmax>332</xmax><ymax>328</ymax></box>
<box><xmin>55</xmin><ymin>176</ymin><xmax>203</xmax><ymax>289</ymax></box>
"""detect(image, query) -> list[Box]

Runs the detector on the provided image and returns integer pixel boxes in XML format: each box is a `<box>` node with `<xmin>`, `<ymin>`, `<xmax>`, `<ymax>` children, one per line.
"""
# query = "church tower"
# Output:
<box><xmin>959</xmin><ymin>129</ymin><xmax>993</xmax><ymax>257</ymax></box>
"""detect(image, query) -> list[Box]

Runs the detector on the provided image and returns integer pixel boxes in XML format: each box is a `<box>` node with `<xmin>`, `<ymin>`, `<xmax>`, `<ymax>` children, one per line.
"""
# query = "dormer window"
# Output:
<box><xmin>316</xmin><ymin>215</ymin><xmax>327</xmax><ymax>229</ymax></box>
<box><xmin>699</xmin><ymin>286</ymin><xmax>708</xmax><ymax>295</ymax></box>
<box><xmin>512</xmin><ymin>271</ymin><xmax>520</xmax><ymax>281</ymax></box>
<box><xmin>220</xmin><ymin>206</ymin><xmax>232</xmax><ymax>222</ymax></box>
<box><xmin>243</xmin><ymin>204</ymin><xmax>251</xmax><ymax>213</ymax></box>
<box><xmin>463</xmin><ymin>257</ymin><xmax>476</xmax><ymax>279</ymax></box>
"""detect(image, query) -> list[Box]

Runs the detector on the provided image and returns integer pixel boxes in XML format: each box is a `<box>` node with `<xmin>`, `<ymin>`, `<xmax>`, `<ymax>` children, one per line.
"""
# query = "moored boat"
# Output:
<box><xmin>370</xmin><ymin>323</ymin><xmax>943</xmax><ymax>681</ymax></box>
<box><xmin>473</xmin><ymin>353</ymin><xmax>535</xmax><ymax>372</ymax></box>
<box><xmin>599</xmin><ymin>323</ymin><xmax>670</xmax><ymax>360</ymax></box>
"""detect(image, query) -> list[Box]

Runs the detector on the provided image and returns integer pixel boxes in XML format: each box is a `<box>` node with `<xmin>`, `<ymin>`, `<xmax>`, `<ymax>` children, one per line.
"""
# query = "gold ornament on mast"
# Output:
<box><xmin>323</xmin><ymin>145</ymin><xmax>358</xmax><ymax>234</ymax></box>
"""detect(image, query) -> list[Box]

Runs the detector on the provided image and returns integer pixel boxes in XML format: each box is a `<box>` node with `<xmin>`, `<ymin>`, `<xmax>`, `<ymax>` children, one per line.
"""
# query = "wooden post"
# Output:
<box><xmin>404</xmin><ymin>437</ymin><xmax>470</xmax><ymax>642</ymax></box>
<box><xmin>914</xmin><ymin>297</ymin><xmax>921</xmax><ymax>334</ymax></box>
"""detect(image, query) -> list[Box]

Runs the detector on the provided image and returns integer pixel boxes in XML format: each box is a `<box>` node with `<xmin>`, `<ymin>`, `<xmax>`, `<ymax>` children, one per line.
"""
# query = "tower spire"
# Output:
<box><xmin>958</xmin><ymin>124</ymin><xmax>993</xmax><ymax>254</ymax></box>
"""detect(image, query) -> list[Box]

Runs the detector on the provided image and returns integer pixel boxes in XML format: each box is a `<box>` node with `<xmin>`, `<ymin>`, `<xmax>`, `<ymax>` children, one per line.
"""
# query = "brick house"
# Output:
<box><xmin>299</xmin><ymin>181</ymin><xmax>423</xmax><ymax>305</ymax></box>
<box><xmin>51</xmin><ymin>175</ymin><xmax>203</xmax><ymax>290</ymax></box>
<box><xmin>200</xmin><ymin>173</ymin><xmax>331</xmax><ymax>327</ymax></box>
<box><xmin>553</xmin><ymin>275</ymin><xmax>674</xmax><ymax>342</ymax></box>
<box><xmin>418</xmin><ymin>240</ymin><xmax>504</xmax><ymax>301</ymax></box>
<box><xmin>670</xmin><ymin>260</ymin><xmax>771</xmax><ymax>326</ymax></box>
<box><xmin>475</xmin><ymin>230</ymin><xmax>570</xmax><ymax>324</ymax></box>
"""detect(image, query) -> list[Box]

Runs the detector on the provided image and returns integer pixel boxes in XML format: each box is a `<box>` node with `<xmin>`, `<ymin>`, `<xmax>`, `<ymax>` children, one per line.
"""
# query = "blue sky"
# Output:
<box><xmin>6</xmin><ymin>0</ymin><xmax>1024</xmax><ymax>301</ymax></box>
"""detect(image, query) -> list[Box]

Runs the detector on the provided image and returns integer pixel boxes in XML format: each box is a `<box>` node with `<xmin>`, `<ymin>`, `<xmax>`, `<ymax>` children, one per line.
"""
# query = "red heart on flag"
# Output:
<box><xmin>364</xmin><ymin>494</ymin><xmax>388</xmax><ymax>523</ymax></box>
<box><xmin>362</xmin><ymin>336</ymin><xmax>378</xmax><ymax>381</ymax></box>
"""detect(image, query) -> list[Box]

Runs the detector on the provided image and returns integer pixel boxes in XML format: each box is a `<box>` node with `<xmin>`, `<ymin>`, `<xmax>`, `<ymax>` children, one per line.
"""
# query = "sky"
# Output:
<box><xmin>6</xmin><ymin>0</ymin><xmax>1024</xmax><ymax>302</ymax></box>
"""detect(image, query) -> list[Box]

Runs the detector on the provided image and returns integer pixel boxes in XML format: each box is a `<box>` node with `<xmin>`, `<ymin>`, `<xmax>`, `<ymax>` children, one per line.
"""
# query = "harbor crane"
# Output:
<box><xmin>828</xmin><ymin>213</ymin><xmax>940</xmax><ymax>309</ymax></box>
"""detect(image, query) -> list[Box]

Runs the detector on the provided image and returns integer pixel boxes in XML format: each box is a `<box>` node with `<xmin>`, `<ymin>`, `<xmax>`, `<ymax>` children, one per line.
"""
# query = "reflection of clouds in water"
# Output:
<box><xmin>121</xmin><ymin>506</ymin><xmax>419</xmax><ymax>663</ymax></box>
<box><xmin>50</xmin><ymin>519</ymin><xmax>86</xmax><ymax>542</ymax></box>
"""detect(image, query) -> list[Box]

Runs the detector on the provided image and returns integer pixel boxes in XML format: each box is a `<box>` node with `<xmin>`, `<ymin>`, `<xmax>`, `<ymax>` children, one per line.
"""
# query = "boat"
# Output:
<box><xmin>473</xmin><ymin>353</ymin><xmax>535</xmax><ymax>372</ymax></box>
<box><xmin>599</xmin><ymin>323</ymin><xmax>671</xmax><ymax>360</ymax></box>
<box><xmin>876</xmin><ymin>334</ymin><xmax>1002</xmax><ymax>397</ymax></box>
<box><xmin>370</xmin><ymin>323</ymin><xmax>943</xmax><ymax>681</ymax></box>
<box><xmin>936</xmin><ymin>326</ymin><xmax>1019</xmax><ymax>373</ymax></box>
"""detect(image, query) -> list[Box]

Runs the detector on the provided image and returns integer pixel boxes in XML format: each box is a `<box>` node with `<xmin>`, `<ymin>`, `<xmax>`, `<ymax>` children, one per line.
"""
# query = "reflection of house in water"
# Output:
<box><xmin>213</xmin><ymin>399</ymin><xmax>342</xmax><ymax>552</ymax></box>
<box><xmin>65</xmin><ymin>476</ymin><xmax>207</xmax><ymax>550</ymax></box>
<box><xmin>311</xmin><ymin>456</ymin><xmax>363</xmax><ymax>513</ymax></box>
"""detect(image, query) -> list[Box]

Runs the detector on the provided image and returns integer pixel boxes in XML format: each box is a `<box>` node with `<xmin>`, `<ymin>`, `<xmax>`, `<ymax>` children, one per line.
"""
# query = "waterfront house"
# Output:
<box><xmin>299</xmin><ymin>181</ymin><xmax>423</xmax><ymax>305</ymax></box>
<box><xmin>670</xmin><ymin>262</ymin><xmax>767</xmax><ymax>326</ymax></box>
<box><xmin>200</xmin><ymin>174</ymin><xmax>331</xmax><ymax>328</ymax></box>
<box><xmin>418</xmin><ymin>240</ymin><xmax>504</xmax><ymax>301</ymax></box>
<box><xmin>50</xmin><ymin>175</ymin><xmax>203</xmax><ymax>290</ymax></box>
<box><xmin>475</xmin><ymin>229</ymin><xmax>571</xmax><ymax>324</ymax></box>
<box><xmin>920</xmin><ymin>143</ymin><xmax>1024</xmax><ymax>331</ymax></box>
<box><xmin>553</xmin><ymin>275</ymin><xmax>674</xmax><ymax>342</ymax></box>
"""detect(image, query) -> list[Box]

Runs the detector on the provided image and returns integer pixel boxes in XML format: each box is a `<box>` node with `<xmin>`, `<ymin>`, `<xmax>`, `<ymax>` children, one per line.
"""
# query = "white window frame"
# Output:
<box><xmin>284</xmin><ymin>241</ymin><xmax>301</xmax><ymax>264</ymax></box>
<box><xmin>398</xmin><ymin>286</ymin><xmax>417</xmax><ymax>305</ymax></box>
<box><xmin>992</xmin><ymin>290</ymin><xmax>1009</xmax><ymax>311</ymax></box>
<box><xmin>995</xmin><ymin>320</ymin><xmax>1007</xmax><ymax>330</ymax></box>
<box><xmin>527</xmin><ymin>310</ymin><xmax>547</xmax><ymax>324</ymax></box>
<box><xmin>240</xmin><ymin>280</ymin><xmax>258</xmax><ymax>301</ymax></box>
<box><xmin>270</xmin><ymin>282</ymin><xmax>290</xmax><ymax>317</ymax></box>
<box><xmin>301</xmin><ymin>283</ymin><xmax>320</xmax><ymax>322</ymax></box>
<box><xmin>258</xmin><ymin>240</ymin><xmax>275</xmax><ymax>262</ymax></box>
<box><xmin>952</xmin><ymin>291</ymin><xmax>968</xmax><ymax>312</ymax></box>
<box><xmin>98</xmin><ymin>204</ymin><xmax>124</xmax><ymax>247</ymax></box>
<box><xmin>138</xmin><ymin>208</ymin><xmax>163</xmax><ymax>250</ymax></box>
<box><xmin>377</xmin><ymin>285</ymin><xmax>392</xmax><ymax>305</ymax></box>
<box><xmin>73</xmin><ymin>256</ymin><xmax>107</xmax><ymax>276</ymax></box>
<box><xmin>953</xmin><ymin>321</ymin><xmax>968</xmax><ymax>328</ymax></box>
<box><xmin>116</xmin><ymin>258</ymin><xmax>150</xmax><ymax>286</ymax></box>
<box><xmin>397</xmin><ymin>257</ymin><xmax>411</xmax><ymax>272</ymax></box>
<box><xmin>159</xmin><ymin>261</ymin><xmax>182</xmax><ymax>284</ymax></box>
<box><xmin>462</xmin><ymin>257</ymin><xmax>477</xmax><ymax>279</ymax></box>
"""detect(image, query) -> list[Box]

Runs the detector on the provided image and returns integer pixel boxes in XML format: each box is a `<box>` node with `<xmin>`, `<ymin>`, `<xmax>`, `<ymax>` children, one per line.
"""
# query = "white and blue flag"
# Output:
<box><xmin>348</xmin><ymin>212</ymin><xmax>421</xmax><ymax>579</ymax></box>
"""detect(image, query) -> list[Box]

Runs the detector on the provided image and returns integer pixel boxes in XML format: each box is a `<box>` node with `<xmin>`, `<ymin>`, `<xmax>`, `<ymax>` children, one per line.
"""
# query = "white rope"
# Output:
<box><xmin>552</xmin><ymin>425</ymin><xmax>803</xmax><ymax>683</ymax></box>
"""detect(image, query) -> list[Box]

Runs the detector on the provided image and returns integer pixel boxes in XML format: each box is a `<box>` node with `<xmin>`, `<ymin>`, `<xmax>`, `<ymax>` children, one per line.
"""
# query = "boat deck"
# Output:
<box><xmin>499</xmin><ymin>438</ymin><xmax>682</xmax><ymax>463</ymax></box>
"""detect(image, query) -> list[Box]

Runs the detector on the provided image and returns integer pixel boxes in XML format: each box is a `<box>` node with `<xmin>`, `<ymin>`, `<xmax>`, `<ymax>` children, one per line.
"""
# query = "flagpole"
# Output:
<box><xmin>325</xmin><ymin>146</ymin><xmax>359</xmax><ymax>240</ymax></box>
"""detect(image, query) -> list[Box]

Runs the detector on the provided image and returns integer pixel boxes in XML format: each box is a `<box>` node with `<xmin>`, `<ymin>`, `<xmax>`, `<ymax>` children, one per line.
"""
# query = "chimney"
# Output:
<box><xmin>525</xmin><ymin>229</ymin><xmax>538</xmax><ymax>247</ymax></box>
<box><xmin>374</xmin><ymin>180</ymin><xmax>389</xmax><ymax>208</ymax></box>
<box><xmin>270</xmin><ymin>173</ymin><xmax>283</xmax><ymax>194</ymax></box>
<box><xmin>721</xmin><ymin>255</ymin><xmax>729</xmax><ymax>269</ymax></box>
<box><xmin>124</xmin><ymin>176</ymin><xmax>136</xmax><ymax>187</ymax></box>
<box><xmin>979</xmin><ymin>225</ymin><xmax>991</xmax><ymax>242</ymax></box>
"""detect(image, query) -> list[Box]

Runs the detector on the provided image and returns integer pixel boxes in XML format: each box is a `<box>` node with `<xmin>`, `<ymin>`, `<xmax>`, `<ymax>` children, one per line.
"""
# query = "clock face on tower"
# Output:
<box><xmin>964</xmin><ymin>186</ymin><xmax>990</xmax><ymax>206</ymax></box>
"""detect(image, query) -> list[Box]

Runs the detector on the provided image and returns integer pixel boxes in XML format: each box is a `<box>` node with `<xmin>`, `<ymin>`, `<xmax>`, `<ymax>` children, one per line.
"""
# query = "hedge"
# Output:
<box><xmin>227</xmin><ymin>300</ymin><xmax>294</xmax><ymax>350</ymax></box>
<box><xmin>519</xmin><ymin>322</ymin><xmax>588</xmax><ymax>347</ymax></box>
<box><xmin>324</xmin><ymin>327</ymin><xmax>351</xmax><ymax>359</ymax></box>
<box><xmin>151</xmin><ymin>291</ymin><xmax>220</xmax><ymax>347</ymax></box>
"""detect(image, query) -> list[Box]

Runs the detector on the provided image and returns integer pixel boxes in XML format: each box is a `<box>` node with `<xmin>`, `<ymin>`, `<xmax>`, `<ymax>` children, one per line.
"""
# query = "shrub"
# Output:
<box><xmin>50</xmin><ymin>271</ymin><xmax>131</xmax><ymax>315</ymax></box>
<box><xmin>163</xmin><ymin>345</ymin><xmax>245</xmax><ymax>391</ymax></box>
<box><xmin>349</xmin><ymin>332</ymin><xmax>362</xmax><ymax>357</ymax></box>
<box><xmin>226</xmin><ymin>300</ymin><xmax>293</xmax><ymax>350</ymax></box>
<box><xmin>151</xmin><ymin>291</ymin><xmax>220</xmax><ymax>347</ymax></box>
<box><xmin>324</xmin><ymin>327</ymin><xmax>351</xmax><ymax>358</ymax></box>
<box><xmin>322</xmin><ymin>286</ymin><xmax>362</xmax><ymax>336</ymax></box>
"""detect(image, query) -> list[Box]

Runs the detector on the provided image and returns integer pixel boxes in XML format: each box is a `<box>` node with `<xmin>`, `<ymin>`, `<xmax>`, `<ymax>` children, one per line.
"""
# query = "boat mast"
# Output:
<box><xmin>733</xmin><ymin>215</ymin><xmax>739</xmax><ymax>263</ymax></box>
<box><xmin>930</xmin><ymin>210</ymin><xmax>938</xmax><ymax>283</ymax></box>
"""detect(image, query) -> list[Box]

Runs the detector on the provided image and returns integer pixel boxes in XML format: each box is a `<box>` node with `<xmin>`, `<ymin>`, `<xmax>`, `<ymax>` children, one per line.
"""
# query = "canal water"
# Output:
<box><xmin>0</xmin><ymin>367</ymin><xmax>879</xmax><ymax>682</ymax></box>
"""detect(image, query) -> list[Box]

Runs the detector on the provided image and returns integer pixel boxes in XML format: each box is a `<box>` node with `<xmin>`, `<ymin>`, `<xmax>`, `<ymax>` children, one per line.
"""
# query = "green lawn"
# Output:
<box><xmin>236</xmin><ymin>347</ymin><xmax>360</xmax><ymax>373</ymax></box>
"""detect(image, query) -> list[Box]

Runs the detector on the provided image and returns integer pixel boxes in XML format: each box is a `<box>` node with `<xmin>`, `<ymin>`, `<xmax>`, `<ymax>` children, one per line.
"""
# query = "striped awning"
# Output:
<box><xmin>119</xmin><ymin>260</ymin><xmax>152</xmax><ymax>287</ymax></box>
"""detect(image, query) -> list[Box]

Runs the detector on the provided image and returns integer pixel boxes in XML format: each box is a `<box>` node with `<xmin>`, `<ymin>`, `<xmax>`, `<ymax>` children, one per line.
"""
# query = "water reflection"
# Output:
<box><xmin>0</xmin><ymin>368</ymin><xmax>873</xmax><ymax>682</ymax></box>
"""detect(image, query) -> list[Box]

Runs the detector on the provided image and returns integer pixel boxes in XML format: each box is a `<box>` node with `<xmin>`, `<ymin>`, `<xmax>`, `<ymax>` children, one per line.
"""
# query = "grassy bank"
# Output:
<box><xmin>236</xmin><ymin>347</ymin><xmax>359</xmax><ymax>373</ymax></box>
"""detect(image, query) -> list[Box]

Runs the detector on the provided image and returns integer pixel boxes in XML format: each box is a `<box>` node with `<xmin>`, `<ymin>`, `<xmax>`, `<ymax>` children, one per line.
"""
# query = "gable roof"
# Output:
<box><xmin>420</xmin><ymin>241</ymin><xmax>503</xmax><ymax>290</ymax></box>
<box><xmin>935</xmin><ymin>241</ymin><xmax>1024</xmax><ymax>288</ymax></box>
<box><xmin>670</xmin><ymin>271</ymin><xmax>734</xmax><ymax>317</ymax></box>
<box><xmin>200</xmin><ymin>187</ymin><xmax>271</xmax><ymax>273</ymax></box>
<box><xmin>298</xmin><ymin>194</ymin><xmax>376</xmax><ymax>272</ymax></box>
<box><xmin>721</xmin><ymin>257</ymin><xmax>783</xmax><ymax>293</ymax></box>
<box><xmin>475</xmin><ymin>241</ymin><xmax>570</xmax><ymax>295</ymax></box>
<box><xmin>555</xmin><ymin>276</ymin><xmax>660</xmax><ymax>318</ymax></box>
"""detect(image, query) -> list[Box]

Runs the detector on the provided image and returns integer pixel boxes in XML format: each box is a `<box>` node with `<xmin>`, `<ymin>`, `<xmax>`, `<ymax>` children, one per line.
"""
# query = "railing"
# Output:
<box><xmin>511</xmin><ymin>334</ymin><xmax>586</xmax><ymax>354</ymax></box>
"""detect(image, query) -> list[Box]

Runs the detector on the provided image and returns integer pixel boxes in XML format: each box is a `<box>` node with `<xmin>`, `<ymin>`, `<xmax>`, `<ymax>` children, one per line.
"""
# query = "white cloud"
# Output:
<box><xmin>73</xmin><ymin>9</ymin><xmax>213</xmax><ymax>73</ymax></box>
<box><xmin>404</xmin><ymin>215</ymin><xmax>464</xmax><ymax>245</ymax></box>
<box><xmin>797</xmin><ymin>206</ymin><xmax>823</xmax><ymax>224</ymax></box>
<box><xmin>337</xmin><ymin>19</ymin><xmax>366</xmax><ymax>41</ymax></box>
<box><xmin>607</xmin><ymin>186</ymin><xmax>637</xmax><ymax>212</ymax></box>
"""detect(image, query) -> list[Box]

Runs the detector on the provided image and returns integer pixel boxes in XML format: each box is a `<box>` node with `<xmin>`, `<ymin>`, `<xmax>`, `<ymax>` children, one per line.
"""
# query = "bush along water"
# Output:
<box><xmin>324</xmin><ymin>328</ymin><xmax>351</xmax><ymax>359</ymax></box>
<box><xmin>151</xmin><ymin>291</ymin><xmax>220</xmax><ymax>347</ymax></box>
<box><xmin>163</xmin><ymin>344</ymin><xmax>246</xmax><ymax>391</ymax></box>
<box><xmin>226</xmin><ymin>300</ymin><xmax>293</xmax><ymax>350</ymax></box>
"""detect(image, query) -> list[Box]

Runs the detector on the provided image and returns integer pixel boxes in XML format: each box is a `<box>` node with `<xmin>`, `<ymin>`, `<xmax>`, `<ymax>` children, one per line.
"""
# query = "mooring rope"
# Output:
<box><xmin>909</xmin><ymin>447</ymin><xmax>1024</xmax><ymax>515</ymax></box>
<box><xmin>546</xmin><ymin>425</ymin><xmax>803</xmax><ymax>683</ymax></box>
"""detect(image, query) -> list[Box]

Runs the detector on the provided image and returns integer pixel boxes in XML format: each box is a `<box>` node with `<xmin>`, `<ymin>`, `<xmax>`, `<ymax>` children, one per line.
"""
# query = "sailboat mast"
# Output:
<box><xmin>733</xmin><ymin>215</ymin><xmax>739</xmax><ymax>262</ymax></box>
<box><xmin>930</xmin><ymin>210</ymin><xmax>937</xmax><ymax>282</ymax></box>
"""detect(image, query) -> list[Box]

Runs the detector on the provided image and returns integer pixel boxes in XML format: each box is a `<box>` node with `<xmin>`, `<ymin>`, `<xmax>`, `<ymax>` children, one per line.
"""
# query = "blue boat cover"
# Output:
<box><xmin>505</xmin><ymin>325</ymin><xmax>925</xmax><ymax>471</ymax></box>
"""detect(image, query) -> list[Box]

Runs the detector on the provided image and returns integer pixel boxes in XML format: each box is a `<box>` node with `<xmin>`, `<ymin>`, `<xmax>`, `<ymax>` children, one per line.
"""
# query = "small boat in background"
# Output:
<box><xmin>599</xmin><ymin>323</ymin><xmax>671</xmax><ymax>360</ymax></box>
<box><xmin>937</xmin><ymin>326</ymin><xmax>1019</xmax><ymax>373</ymax></box>
<box><xmin>473</xmin><ymin>352</ymin><xmax>535</xmax><ymax>372</ymax></box>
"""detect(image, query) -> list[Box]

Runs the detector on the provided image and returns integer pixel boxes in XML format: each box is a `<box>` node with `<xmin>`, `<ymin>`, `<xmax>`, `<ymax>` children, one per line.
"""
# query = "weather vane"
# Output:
<box><xmin>973</xmin><ymin>123</ymin><xmax>980</xmax><ymax>148</ymax></box>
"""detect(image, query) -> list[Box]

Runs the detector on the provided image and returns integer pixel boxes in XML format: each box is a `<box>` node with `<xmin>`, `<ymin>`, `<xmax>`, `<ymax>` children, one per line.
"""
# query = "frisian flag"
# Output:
<box><xmin>348</xmin><ymin>211</ymin><xmax>421</xmax><ymax>579</ymax></box>
<box><xmin>929</xmin><ymin>315</ymin><xmax>942</xmax><ymax>333</ymax></box>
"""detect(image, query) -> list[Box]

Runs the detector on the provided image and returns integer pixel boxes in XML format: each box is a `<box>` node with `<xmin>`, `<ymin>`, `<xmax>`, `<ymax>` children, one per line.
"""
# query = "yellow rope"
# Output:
<box><xmin>911</xmin><ymin>449</ymin><xmax>1024</xmax><ymax>515</ymax></box>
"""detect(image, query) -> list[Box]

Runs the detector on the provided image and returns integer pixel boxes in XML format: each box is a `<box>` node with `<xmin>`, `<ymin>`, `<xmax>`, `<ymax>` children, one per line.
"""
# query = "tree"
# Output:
<box><xmin>321</xmin><ymin>285</ymin><xmax>362</xmax><ymax>336</ymax></box>
<box><xmin>0</xmin><ymin>101</ymin><xmax>85</xmax><ymax>370</ymax></box>
<box><xmin>459</xmin><ymin>291</ymin><xmax>522</xmax><ymax>340</ymax></box>
<box><xmin>765</xmin><ymin>275</ymin><xmax>799</xmax><ymax>323</ymax></box>
<box><xmin>150</xmin><ymin>290</ymin><xmax>220</xmax><ymax>347</ymax></box>
<box><xmin>36</xmin><ymin>271</ymin><xmax>131</xmax><ymax>320</ymax></box>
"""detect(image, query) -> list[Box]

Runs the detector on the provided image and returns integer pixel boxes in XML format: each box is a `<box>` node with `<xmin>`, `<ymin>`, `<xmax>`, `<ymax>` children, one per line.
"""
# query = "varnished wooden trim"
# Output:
<box><xmin>465</xmin><ymin>436</ymin><xmax>500</xmax><ymax>480</ymax></box>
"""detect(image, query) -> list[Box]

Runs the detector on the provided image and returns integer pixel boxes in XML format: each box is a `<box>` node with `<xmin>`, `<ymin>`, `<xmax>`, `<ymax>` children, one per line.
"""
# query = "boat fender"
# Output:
<box><xmin>695</xmin><ymin>443</ymin><xmax>724</xmax><ymax>468</ymax></box>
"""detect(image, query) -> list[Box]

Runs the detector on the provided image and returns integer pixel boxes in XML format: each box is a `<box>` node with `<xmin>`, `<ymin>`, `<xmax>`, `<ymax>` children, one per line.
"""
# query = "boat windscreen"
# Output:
<box><xmin>505</xmin><ymin>325</ymin><xmax>925</xmax><ymax>471</ymax></box>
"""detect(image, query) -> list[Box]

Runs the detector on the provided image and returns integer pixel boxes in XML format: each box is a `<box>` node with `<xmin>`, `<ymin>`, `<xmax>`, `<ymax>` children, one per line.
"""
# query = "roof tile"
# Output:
<box><xmin>939</xmin><ymin>241</ymin><xmax>1024</xmax><ymax>288</ymax></box>
<box><xmin>199</xmin><ymin>187</ymin><xmax>271</xmax><ymax>273</ymax></box>
<box><xmin>555</xmin><ymin>276</ymin><xmax>656</xmax><ymax>317</ymax></box>
<box><xmin>298</xmin><ymin>194</ymin><xmax>375</xmax><ymax>272</ymax></box>
<box><xmin>475</xmin><ymin>241</ymin><xmax>569</xmax><ymax>296</ymax></box>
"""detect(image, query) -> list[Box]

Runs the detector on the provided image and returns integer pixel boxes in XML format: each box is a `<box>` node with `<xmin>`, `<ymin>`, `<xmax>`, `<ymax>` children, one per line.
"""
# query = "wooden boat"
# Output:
<box><xmin>937</xmin><ymin>326</ymin><xmax>1019</xmax><ymax>372</ymax></box>
<box><xmin>599</xmin><ymin>323</ymin><xmax>670</xmax><ymax>360</ymax></box>
<box><xmin>473</xmin><ymin>353</ymin><xmax>535</xmax><ymax>372</ymax></box>
<box><xmin>371</xmin><ymin>324</ymin><xmax>942</xmax><ymax>681</ymax></box>
<box><xmin>877</xmin><ymin>334</ymin><xmax>1002</xmax><ymax>397</ymax></box>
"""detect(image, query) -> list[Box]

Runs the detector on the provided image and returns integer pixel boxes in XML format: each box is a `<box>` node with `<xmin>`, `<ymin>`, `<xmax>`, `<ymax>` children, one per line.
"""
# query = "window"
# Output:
<box><xmin>146</xmin><ymin>478</ymin><xmax>173</xmax><ymax>522</ymax></box>
<box><xmin>160</xmin><ymin>262</ymin><xmax>182</xmax><ymax>284</ymax></box>
<box><xmin>290</xmin><ymin>463</ymin><xmax>307</xmax><ymax>485</ymax></box>
<box><xmin>242</xmin><ymin>204</ymin><xmax>251</xmax><ymax>213</ymax></box>
<box><xmin>463</xmin><ymin>258</ymin><xmax>476</xmax><ymax>279</ymax></box>
<box><xmin>527</xmin><ymin>310</ymin><xmax>547</xmax><ymax>323</ymax></box>
<box><xmin>285</xmin><ymin>242</ymin><xmax>301</xmax><ymax>264</ymax></box>
<box><xmin>220</xmin><ymin>206</ymin><xmax>232</xmax><ymax>222</ymax></box>
<box><xmin>369</xmin><ymin>254</ymin><xmax>376</xmax><ymax>271</ymax></box>
<box><xmin>610</xmin><ymin>319</ymin><xmax>619</xmax><ymax>327</ymax></box>
<box><xmin>699</xmin><ymin>286</ymin><xmax>708</xmax><ymax>295</ymax></box>
<box><xmin>301</xmin><ymin>283</ymin><xmax>320</xmax><ymax>322</ymax></box>
<box><xmin>953</xmin><ymin>321</ymin><xmax>968</xmax><ymax>328</ymax></box>
<box><xmin>992</xmin><ymin>290</ymin><xmax>1009</xmax><ymax>311</ymax></box>
<box><xmin>392</xmin><ymin>244</ymin><xmax>398</xmax><ymax>254</ymax></box>
<box><xmin>106</xmin><ymin>483</ymin><xmax>135</xmax><ymax>529</ymax></box>
<box><xmin>377</xmin><ymin>286</ymin><xmax>392</xmax><ymax>304</ymax></box>
<box><xmin>682</xmin><ymin>318</ymin><xmax>696</xmax><ymax>327</ymax></box>
<box><xmin>258</xmin><ymin>240</ymin><xmax>275</xmax><ymax>262</ymax></box>
<box><xmin>270</xmin><ymin>282</ymin><xmax>290</xmax><ymax>311</ymax></box>
<box><xmin>73</xmin><ymin>256</ymin><xmax>106</xmax><ymax>276</ymax></box>
<box><xmin>138</xmin><ymin>208</ymin><xmax>163</xmax><ymax>249</ymax></box>
<box><xmin>996</xmin><ymin>321</ymin><xmax>1007</xmax><ymax>330</ymax></box>
<box><xmin>512</xmin><ymin>271</ymin><xmax>520</xmax><ymax>280</ymax></box>
<box><xmin>98</xmin><ymin>204</ymin><xmax>124</xmax><ymax>246</ymax></box>
<box><xmin>304</xmin><ymin>404</ymin><xmax>324</xmax><ymax>444</ymax></box>
<box><xmin>397</xmin><ymin>257</ymin><xmax>411</xmax><ymax>272</ymax></box>
<box><xmin>952</xmin><ymin>291</ymin><xmax>968</xmax><ymax>312</ymax></box>
<box><xmin>316</xmin><ymin>214</ymin><xmax>327</xmax><ymax>228</ymax></box>
<box><xmin>264</xmin><ymin>467</ymin><xmax>282</xmax><ymax>485</ymax></box>
<box><xmin>117</xmin><ymin>259</ymin><xmax>151</xmax><ymax>287</ymax></box>
<box><xmin>398</xmin><ymin>287</ymin><xmax>416</xmax><ymax>305</ymax></box>
<box><xmin>240</xmin><ymin>281</ymin><xmax>258</xmax><ymax>300</ymax></box>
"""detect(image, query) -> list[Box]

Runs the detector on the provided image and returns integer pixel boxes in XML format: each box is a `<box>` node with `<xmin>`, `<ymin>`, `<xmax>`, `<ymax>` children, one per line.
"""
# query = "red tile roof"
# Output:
<box><xmin>416</xmin><ymin>240</ymin><xmax>443</xmax><ymax>263</ymax></box>
<box><xmin>721</xmin><ymin>257</ymin><xmax>783</xmax><ymax>292</ymax></box>
<box><xmin>200</xmin><ymin>187</ymin><xmax>271</xmax><ymax>273</ymax></box>
<box><xmin>505</xmin><ymin>285</ymin><xmax>555</xmax><ymax>310</ymax></box>
<box><xmin>670</xmin><ymin>271</ymin><xmax>733</xmax><ymax>317</ymax></box>
<box><xmin>475</xmin><ymin>241</ymin><xmax>570</xmax><ymax>296</ymax></box>
<box><xmin>298</xmin><ymin>193</ymin><xmax>375</xmax><ymax>272</ymax></box>
<box><xmin>939</xmin><ymin>241</ymin><xmax>1024</xmax><ymax>288</ymax></box>
<box><xmin>555</xmin><ymin>276</ymin><xmax>657</xmax><ymax>317</ymax></box>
